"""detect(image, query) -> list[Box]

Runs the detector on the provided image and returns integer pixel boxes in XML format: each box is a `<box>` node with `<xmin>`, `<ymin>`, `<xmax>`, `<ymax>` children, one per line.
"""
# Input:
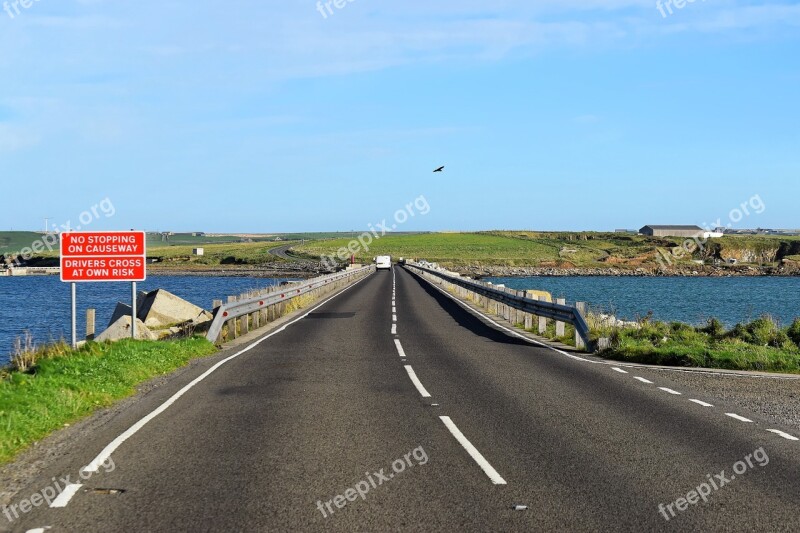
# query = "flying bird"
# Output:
<box><xmin>433</xmin><ymin>166</ymin><xmax>445</xmax><ymax>173</ymax></box>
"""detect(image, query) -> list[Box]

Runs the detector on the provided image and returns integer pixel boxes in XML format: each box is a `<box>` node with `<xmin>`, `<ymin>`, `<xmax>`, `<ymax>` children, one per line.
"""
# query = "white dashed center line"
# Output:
<box><xmin>404</xmin><ymin>366</ymin><xmax>431</xmax><ymax>397</ymax></box>
<box><xmin>391</xmin><ymin>324</ymin><xmax>397</xmax><ymax>335</ymax></box>
<box><xmin>689</xmin><ymin>399</ymin><xmax>714</xmax><ymax>407</ymax></box>
<box><xmin>725</xmin><ymin>413</ymin><xmax>753</xmax><ymax>423</ymax></box>
<box><xmin>439</xmin><ymin>416</ymin><xmax>507</xmax><ymax>485</ymax></box>
<box><xmin>658</xmin><ymin>387</ymin><xmax>682</xmax><ymax>395</ymax></box>
<box><xmin>766</xmin><ymin>429</ymin><xmax>799</xmax><ymax>441</ymax></box>
<box><xmin>611</xmin><ymin>367</ymin><xmax>628</xmax><ymax>374</ymax></box>
<box><xmin>634</xmin><ymin>377</ymin><xmax>653</xmax><ymax>384</ymax></box>
<box><xmin>394</xmin><ymin>339</ymin><xmax>407</xmax><ymax>358</ymax></box>
<box><xmin>50</xmin><ymin>484</ymin><xmax>83</xmax><ymax>508</ymax></box>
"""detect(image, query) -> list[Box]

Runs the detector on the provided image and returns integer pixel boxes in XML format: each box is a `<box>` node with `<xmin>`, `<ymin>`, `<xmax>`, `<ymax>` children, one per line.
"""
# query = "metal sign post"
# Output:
<box><xmin>71</xmin><ymin>282</ymin><xmax>77</xmax><ymax>349</ymax></box>
<box><xmin>131</xmin><ymin>281</ymin><xmax>137</xmax><ymax>339</ymax></box>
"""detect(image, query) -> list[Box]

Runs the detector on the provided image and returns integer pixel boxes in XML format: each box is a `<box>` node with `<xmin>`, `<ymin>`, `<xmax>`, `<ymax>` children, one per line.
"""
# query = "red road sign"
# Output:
<box><xmin>60</xmin><ymin>231</ymin><xmax>147</xmax><ymax>282</ymax></box>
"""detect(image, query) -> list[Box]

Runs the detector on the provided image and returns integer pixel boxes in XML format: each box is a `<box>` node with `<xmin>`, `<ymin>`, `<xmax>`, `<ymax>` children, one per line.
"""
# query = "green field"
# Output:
<box><xmin>0</xmin><ymin>232</ymin><xmax>51</xmax><ymax>256</ymax></box>
<box><xmin>295</xmin><ymin>231</ymin><xmax>800</xmax><ymax>268</ymax></box>
<box><xmin>150</xmin><ymin>241</ymin><xmax>292</xmax><ymax>266</ymax></box>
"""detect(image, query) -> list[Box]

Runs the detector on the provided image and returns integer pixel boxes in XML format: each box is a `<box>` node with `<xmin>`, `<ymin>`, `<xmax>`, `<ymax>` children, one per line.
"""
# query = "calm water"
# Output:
<box><xmin>0</xmin><ymin>275</ymin><xmax>296</xmax><ymax>364</ymax></box>
<box><xmin>486</xmin><ymin>276</ymin><xmax>800</xmax><ymax>327</ymax></box>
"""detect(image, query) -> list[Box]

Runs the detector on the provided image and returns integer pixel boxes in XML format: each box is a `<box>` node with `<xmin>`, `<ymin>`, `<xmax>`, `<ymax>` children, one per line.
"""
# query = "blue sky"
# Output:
<box><xmin>0</xmin><ymin>0</ymin><xmax>798</xmax><ymax>233</ymax></box>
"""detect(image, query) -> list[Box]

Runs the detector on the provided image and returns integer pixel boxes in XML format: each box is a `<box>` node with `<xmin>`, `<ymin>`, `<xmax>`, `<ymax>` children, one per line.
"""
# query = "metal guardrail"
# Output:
<box><xmin>405</xmin><ymin>262</ymin><xmax>592</xmax><ymax>349</ymax></box>
<box><xmin>206</xmin><ymin>265</ymin><xmax>374</xmax><ymax>342</ymax></box>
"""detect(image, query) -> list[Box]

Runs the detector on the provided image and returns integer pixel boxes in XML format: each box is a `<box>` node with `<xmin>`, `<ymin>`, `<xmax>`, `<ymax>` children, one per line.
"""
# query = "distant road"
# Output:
<box><xmin>11</xmin><ymin>266</ymin><xmax>800</xmax><ymax>531</ymax></box>
<box><xmin>268</xmin><ymin>243</ymin><xmax>300</xmax><ymax>261</ymax></box>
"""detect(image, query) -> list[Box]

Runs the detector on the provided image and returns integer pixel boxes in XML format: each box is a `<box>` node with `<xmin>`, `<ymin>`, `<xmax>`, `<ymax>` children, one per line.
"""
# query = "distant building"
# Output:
<box><xmin>614</xmin><ymin>229</ymin><xmax>637</xmax><ymax>234</ymax></box>
<box><xmin>192</xmin><ymin>232</ymin><xmax>206</xmax><ymax>237</ymax></box>
<box><xmin>640</xmin><ymin>225</ymin><xmax>704</xmax><ymax>238</ymax></box>
<box><xmin>193</xmin><ymin>248</ymin><xmax>204</xmax><ymax>256</ymax></box>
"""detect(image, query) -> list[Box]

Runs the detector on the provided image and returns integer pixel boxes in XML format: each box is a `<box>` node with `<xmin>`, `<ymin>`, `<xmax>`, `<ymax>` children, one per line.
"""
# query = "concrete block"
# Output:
<box><xmin>96</xmin><ymin>315</ymin><xmax>157</xmax><ymax>342</ymax></box>
<box><xmin>137</xmin><ymin>289</ymin><xmax>207</xmax><ymax>329</ymax></box>
<box><xmin>108</xmin><ymin>302</ymin><xmax>133</xmax><ymax>328</ymax></box>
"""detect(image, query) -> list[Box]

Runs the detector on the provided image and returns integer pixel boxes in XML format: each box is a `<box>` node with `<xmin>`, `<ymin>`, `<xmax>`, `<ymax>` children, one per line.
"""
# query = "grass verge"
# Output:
<box><xmin>0</xmin><ymin>337</ymin><xmax>217</xmax><ymax>466</ymax></box>
<box><xmin>598</xmin><ymin>317</ymin><xmax>800</xmax><ymax>373</ymax></box>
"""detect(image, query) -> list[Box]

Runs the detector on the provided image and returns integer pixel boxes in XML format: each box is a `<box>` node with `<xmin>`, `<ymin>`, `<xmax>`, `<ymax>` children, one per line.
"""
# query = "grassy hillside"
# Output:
<box><xmin>150</xmin><ymin>242</ymin><xmax>291</xmax><ymax>266</ymax></box>
<box><xmin>0</xmin><ymin>232</ymin><xmax>50</xmax><ymax>256</ymax></box>
<box><xmin>294</xmin><ymin>232</ymin><xmax>800</xmax><ymax>269</ymax></box>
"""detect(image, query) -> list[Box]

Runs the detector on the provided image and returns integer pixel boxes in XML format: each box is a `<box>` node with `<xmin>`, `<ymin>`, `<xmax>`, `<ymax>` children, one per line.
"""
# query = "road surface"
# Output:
<box><xmin>268</xmin><ymin>243</ymin><xmax>298</xmax><ymax>261</ymax></box>
<box><xmin>7</xmin><ymin>267</ymin><xmax>800</xmax><ymax>532</ymax></box>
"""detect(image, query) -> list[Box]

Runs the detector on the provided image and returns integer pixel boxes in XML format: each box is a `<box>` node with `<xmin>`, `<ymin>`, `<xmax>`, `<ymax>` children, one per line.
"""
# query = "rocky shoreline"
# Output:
<box><xmin>455</xmin><ymin>264</ymin><xmax>800</xmax><ymax>278</ymax></box>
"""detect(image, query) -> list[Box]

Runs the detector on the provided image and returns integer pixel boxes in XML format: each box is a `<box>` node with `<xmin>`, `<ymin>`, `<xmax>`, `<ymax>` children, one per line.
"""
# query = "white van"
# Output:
<box><xmin>376</xmin><ymin>255</ymin><xmax>392</xmax><ymax>270</ymax></box>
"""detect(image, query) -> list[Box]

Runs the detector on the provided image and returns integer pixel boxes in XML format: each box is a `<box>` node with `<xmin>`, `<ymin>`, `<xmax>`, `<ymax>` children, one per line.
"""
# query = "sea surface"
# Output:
<box><xmin>0</xmin><ymin>275</ymin><xmax>296</xmax><ymax>364</ymax></box>
<box><xmin>485</xmin><ymin>276</ymin><xmax>800</xmax><ymax>327</ymax></box>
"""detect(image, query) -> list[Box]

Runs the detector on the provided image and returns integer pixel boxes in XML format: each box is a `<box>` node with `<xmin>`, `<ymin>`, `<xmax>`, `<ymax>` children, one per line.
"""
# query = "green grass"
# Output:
<box><xmin>599</xmin><ymin>317</ymin><xmax>800</xmax><ymax>373</ymax></box>
<box><xmin>0</xmin><ymin>337</ymin><xmax>217</xmax><ymax>465</ymax></box>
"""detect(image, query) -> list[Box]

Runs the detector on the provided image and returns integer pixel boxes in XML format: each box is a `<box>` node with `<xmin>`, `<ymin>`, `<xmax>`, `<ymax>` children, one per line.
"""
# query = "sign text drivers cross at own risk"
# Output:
<box><xmin>60</xmin><ymin>232</ymin><xmax>147</xmax><ymax>282</ymax></box>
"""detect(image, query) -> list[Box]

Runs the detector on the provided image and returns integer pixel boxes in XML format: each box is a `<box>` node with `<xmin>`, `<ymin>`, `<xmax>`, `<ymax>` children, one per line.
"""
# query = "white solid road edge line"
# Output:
<box><xmin>81</xmin><ymin>273</ymin><xmax>373</xmax><ymax>474</ymax></box>
<box><xmin>50</xmin><ymin>484</ymin><xmax>83</xmax><ymax>508</ymax></box>
<box><xmin>439</xmin><ymin>416</ymin><xmax>507</xmax><ymax>485</ymax></box>
<box><xmin>404</xmin><ymin>366</ymin><xmax>431</xmax><ymax>398</ymax></box>
<box><xmin>689</xmin><ymin>399</ymin><xmax>714</xmax><ymax>407</ymax></box>
<box><xmin>766</xmin><ymin>429</ymin><xmax>799</xmax><ymax>441</ymax></box>
<box><xmin>725</xmin><ymin>413</ymin><xmax>753</xmax><ymax>423</ymax></box>
<box><xmin>394</xmin><ymin>339</ymin><xmax>407</xmax><ymax>358</ymax></box>
<box><xmin>658</xmin><ymin>387</ymin><xmax>682</xmax><ymax>395</ymax></box>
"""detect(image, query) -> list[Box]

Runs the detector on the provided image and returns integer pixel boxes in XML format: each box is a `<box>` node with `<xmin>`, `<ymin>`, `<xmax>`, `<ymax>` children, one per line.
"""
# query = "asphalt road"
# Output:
<box><xmin>268</xmin><ymin>244</ymin><xmax>297</xmax><ymax>261</ymax></box>
<box><xmin>7</xmin><ymin>267</ymin><xmax>800</xmax><ymax>532</ymax></box>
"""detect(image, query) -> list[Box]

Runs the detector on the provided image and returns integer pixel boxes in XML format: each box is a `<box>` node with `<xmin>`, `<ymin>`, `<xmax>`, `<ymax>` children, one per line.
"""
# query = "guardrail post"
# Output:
<box><xmin>575</xmin><ymin>302</ymin><xmax>587</xmax><ymax>350</ymax></box>
<box><xmin>556</xmin><ymin>298</ymin><xmax>566</xmax><ymax>337</ymax></box>
<box><xmin>241</xmin><ymin>314</ymin><xmax>249</xmax><ymax>335</ymax></box>
<box><xmin>517</xmin><ymin>291</ymin><xmax>526</xmax><ymax>325</ymax></box>
<box><xmin>86</xmin><ymin>308</ymin><xmax>96</xmax><ymax>341</ymax></box>
<box><xmin>213</xmin><ymin>299</ymin><xmax>222</xmax><ymax>309</ymax></box>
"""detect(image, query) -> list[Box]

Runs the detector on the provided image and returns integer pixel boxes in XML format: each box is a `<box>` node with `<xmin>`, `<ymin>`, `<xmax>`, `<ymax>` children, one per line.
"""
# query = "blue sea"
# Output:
<box><xmin>486</xmin><ymin>276</ymin><xmax>800</xmax><ymax>328</ymax></box>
